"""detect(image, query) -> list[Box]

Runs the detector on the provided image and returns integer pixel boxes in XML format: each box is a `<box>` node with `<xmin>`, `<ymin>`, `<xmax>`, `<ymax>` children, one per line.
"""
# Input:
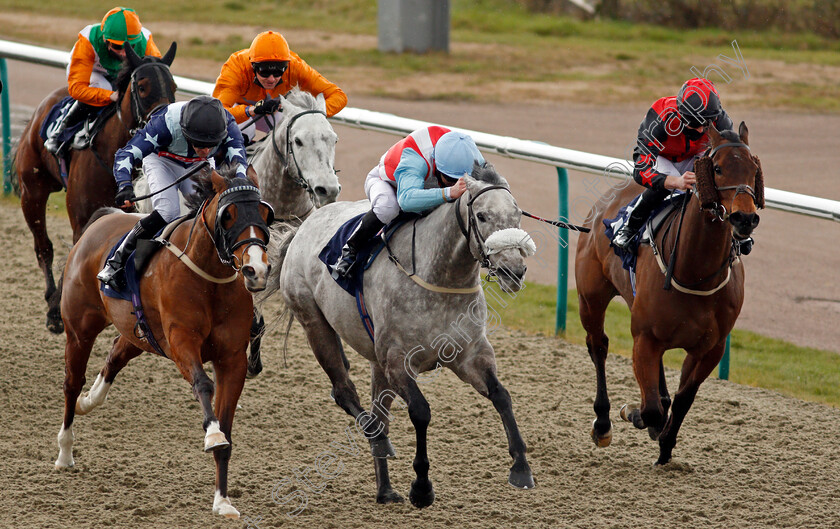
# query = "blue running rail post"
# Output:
<box><xmin>718</xmin><ymin>334</ymin><xmax>731</xmax><ymax>380</ymax></box>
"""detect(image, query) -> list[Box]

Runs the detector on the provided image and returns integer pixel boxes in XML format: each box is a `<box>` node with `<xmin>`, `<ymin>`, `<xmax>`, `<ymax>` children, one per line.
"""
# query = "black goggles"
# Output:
<box><xmin>253</xmin><ymin>62</ymin><xmax>288</xmax><ymax>78</ymax></box>
<box><xmin>108</xmin><ymin>42</ymin><xmax>125</xmax><ymax>51</ymax></box>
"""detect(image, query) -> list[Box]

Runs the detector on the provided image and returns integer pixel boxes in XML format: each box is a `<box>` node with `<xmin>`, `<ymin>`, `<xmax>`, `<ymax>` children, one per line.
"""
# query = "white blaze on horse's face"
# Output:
<box><xmin>289</xmin><ymin>113</ymin><xmax>339</xmax><ymax>206</ymax></box>
<box><xmin>240</xmin><ymin>226</ymin><xmax>270</xmax><ymax>292</ymax></box>
<box><xmin>465</xmin><ymin>176</ymin><xmax>534</xmax><ymax>293</ymax></box>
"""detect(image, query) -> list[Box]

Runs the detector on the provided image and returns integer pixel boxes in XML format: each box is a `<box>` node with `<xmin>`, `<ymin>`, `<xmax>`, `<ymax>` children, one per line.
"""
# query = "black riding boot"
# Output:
<box><xmin>331</xmin><ymin>210</ymin><xmax>385</xmax><ymax>279</ymax></box>
<box><xmin>97</xmin><ymin>211</ymin><xmax>167</xmax><ymax>289</ymax></box>
<box><xmin>44</xmin><ymin>101</ymin><xmax>91</xmax><ymax>155</ymax></box>
<box><xmin>612</xmin><ymin>187</ymin><xmax>669</xmax><ymax>252</ymax></box>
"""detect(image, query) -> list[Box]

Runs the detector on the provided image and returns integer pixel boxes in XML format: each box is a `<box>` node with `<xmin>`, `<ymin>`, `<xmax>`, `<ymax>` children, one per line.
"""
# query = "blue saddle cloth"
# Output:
<box><xmin>100</xmin><ymin>232</ymin><xmax>168</xmax><ymax>357</ymax></box>
<box><xmin>318</xmin><ymin>212</ymin><xmax>415</xmax><ymax>342</ymax></box>
<box><xmin>39</xmin><ymin>97</ymin><xmax>84</xmax><ymax>145</ymax></box>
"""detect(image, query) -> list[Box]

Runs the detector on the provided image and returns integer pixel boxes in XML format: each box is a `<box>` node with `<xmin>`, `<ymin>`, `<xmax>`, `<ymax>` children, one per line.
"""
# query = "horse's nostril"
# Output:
<box><xmin>314</xmin><ymin>186</ymin><xmax>327</xmax><ymax>196</ymax></box>
<box><xmin>242</xmin><ymin>266</ymin><xmax>256</xmax><ymax>280</ymax></box>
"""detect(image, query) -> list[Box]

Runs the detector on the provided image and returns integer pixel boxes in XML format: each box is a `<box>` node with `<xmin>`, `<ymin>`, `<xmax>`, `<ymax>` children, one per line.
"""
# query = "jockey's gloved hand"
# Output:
<box><xmin>253</xmin><ymin>98</ymin><xmax>281</xmax><ymax>115</ymax></box>
<box><xmin>115</xmin><ymin>184</ymin><xmax>136</xmax><ymax>207</ymax></box>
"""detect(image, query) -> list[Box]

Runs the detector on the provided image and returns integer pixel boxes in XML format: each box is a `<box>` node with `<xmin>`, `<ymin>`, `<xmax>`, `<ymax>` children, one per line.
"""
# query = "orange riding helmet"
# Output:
<box><xmin>248</xmin><ymin>31</ymin><xmax>291</xmax><ymax>64</ymax></box>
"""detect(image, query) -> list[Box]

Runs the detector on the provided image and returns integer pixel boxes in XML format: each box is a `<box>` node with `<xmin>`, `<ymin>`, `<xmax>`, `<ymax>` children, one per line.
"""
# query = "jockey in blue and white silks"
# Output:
<box><xmin>98</xmin><ymin>95</ymin><xmax>247</xmax><ymax>289</ymax></box>
<box><xmin>330</xmin><ymin>126</ymin><xmax>485</xmax><ymax>279</ymax></box>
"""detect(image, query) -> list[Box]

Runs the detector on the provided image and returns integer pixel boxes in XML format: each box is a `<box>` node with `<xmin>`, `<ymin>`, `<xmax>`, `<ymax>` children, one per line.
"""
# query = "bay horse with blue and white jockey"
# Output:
<box><xmin>55</xmin><ymin>165</ymin><xmax>272</xmax><ymax>519</ymax></box>
<box><xmin>13</xmin><ymin>43</ymin><xmax>177</xmax><ymax>334</ymax></box>
<box><xmin>575</xmin><ymin>122</ymin><xmax>764</xmax><ymax>465</ymax></box>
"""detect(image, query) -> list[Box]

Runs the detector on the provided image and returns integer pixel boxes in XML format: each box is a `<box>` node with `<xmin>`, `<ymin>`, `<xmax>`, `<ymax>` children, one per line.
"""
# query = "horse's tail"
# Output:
<box><xmin>256</xmin><ymin>222</ymin><xmax>298</xmax><ymax>306</ymax></box>
<box><xmin>80</xmin><ymin>206</ymin><xmax>122</xmax><ymax>237</ymax></box>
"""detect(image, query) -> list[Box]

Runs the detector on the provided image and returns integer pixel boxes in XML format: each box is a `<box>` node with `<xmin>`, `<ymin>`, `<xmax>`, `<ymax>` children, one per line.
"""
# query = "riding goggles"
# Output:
<box><xmin>253</xmin><ymin>61</ymin><xmax>289</xmax><ymax>78</ymax></box>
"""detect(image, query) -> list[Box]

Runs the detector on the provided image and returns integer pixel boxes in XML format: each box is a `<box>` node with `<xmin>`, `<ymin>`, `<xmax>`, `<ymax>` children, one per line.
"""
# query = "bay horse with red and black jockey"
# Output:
<box><xmin>576</xmin><ymin>122</ymin><xmax>764</xmax><ymax>465</ymax></box>
<box><xmin>13</xmin><ymin>43</ymin><xmax>176</xmax><ymax>333</ymax></box>
<box><xmin>54</xmin><ymin>165</ymin><xmax>273</xmax><ymax>519</ymax></box>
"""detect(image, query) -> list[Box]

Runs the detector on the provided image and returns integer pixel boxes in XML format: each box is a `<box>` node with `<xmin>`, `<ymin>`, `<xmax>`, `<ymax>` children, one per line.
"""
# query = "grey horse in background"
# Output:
<box><xmin>268</xmin><ymin>163</ymin><xmax>537</xmax><ymax>507</ymax></box>
<box><xmin>246</xmin><ymin>87</ymin><xmax>341</xmax><ymax>376</ymax></box>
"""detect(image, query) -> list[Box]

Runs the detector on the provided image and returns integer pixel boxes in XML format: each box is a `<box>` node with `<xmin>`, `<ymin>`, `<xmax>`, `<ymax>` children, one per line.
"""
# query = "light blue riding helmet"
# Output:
<box><xmin>434</xmin><ymin>131</ymin><xmax>484</xmax><ymax>179</ymax></box>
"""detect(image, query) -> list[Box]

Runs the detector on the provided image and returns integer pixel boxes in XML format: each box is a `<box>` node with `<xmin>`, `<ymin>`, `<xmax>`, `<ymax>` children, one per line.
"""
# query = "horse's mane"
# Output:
<box><xmin>184</xmin><ymin>165</ymin><xmax>247</xmax><ymax>214</ymax></box>
<box><xmin>471</xmin><ymin>161</ymin><xmax>508</xmax><ymax>187</ymax></box>
<box><xmin>718</xmin><ymin>129</ymin><xmax>740</xmax><ymax>143</ymax></box>
<box><xmin>283</xmin><ymin>86</ymin><xmax>319</xmax><ymax>110</ymax></box>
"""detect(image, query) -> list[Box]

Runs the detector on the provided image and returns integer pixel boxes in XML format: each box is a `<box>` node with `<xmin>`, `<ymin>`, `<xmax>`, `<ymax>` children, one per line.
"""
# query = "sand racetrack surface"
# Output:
<box><xmin>2</xmin><ymin>201</ymin><xmax>840</xmax><ymax>529</ymax></box>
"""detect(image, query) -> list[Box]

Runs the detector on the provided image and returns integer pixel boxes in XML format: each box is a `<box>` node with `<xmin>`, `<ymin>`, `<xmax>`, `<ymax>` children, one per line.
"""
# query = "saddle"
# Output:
<box><xmin>40</xmin><ymin>97</ymin><xmax>115</xmax><ymax>154</ymax></box>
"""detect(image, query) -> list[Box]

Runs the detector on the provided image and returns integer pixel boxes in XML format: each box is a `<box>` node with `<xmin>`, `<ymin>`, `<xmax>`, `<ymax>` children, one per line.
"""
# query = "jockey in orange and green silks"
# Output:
<box><xmin>67</xmin><ymin>7</ymin><xmax>161</xmax><ymax>107</ymax></box>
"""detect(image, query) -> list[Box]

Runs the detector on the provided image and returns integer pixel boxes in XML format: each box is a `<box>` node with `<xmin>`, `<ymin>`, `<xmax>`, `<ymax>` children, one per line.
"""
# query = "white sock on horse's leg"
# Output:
<box><xmin>213</xmin><ymin>489</ymin><xmax>239</xmax><ymax>518</ymax></box>
<box><xmin>75</xmin><ymin>373</ymin><xmax>112</xmax><ymax>415</ymax></box>
<box><xmin>55</xmin><ymin>424</ymin><xmax>75</xmax><ymax>469</ymax></box>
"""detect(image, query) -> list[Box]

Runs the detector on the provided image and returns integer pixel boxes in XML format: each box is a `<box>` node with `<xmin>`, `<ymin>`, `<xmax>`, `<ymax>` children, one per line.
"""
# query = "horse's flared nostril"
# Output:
<box><xmin>242</xmin><ymin>266</ymin><xmax>256</xmax><ymax>280</ymax></box>
<box><xmin>314</xmin><ymin>186</ymin><xmax>327</xmax><ymax>196</ymax></box>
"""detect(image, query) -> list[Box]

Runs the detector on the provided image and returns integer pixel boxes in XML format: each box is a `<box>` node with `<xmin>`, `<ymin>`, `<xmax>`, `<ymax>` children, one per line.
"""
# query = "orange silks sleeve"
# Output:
<box><xmin>66</xmin><ymin>36</ymin><xmax>113</xmax><ymax>107</ymax></box>
<box><xmin>286</xmin><ymin>54</ymin><xmax>347</xmax><ymax>117</ymax></box>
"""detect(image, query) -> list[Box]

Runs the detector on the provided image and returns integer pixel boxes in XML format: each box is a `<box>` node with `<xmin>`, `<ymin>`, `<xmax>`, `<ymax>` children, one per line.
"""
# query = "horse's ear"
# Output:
<box><xmin>161</xmin><ymin>42</ymin><xmax>177</xmax><ymax>67</ymax></box>
<box><xmin>315</xmin><ymin>93</ymin><xmax>327</xmax><ymax>113</ymax></box>
<box><xmin>693</xmin><ymin>156</ymin><xmax>718</xmax><ymax>207</ymax></box>
<box><xmin>751</xmin><ymin>154</ymin><xmax>765</xmax><ymax>209</ymax></box>
<box><xmin>706</xmin><ymin>122</ymin><xmax>723</xmax><ymax>146</ymax></box>
<box><xmin>246</xmin><ymin>165</ymin><xmax>260</xmax><ymax>188</ymax></box>
<box><xmin>211</xmin><ymin>169</ymin><xmax>226</xmax><ymax>194</ymax></box>
<box><xmin>738</xmin><ymin>121</ymin><xmax>749</xmax><ymax>146</ymax></box>
<box><xmin>124</xmin><ymin>43</ymin><xmax>142</xmax><ymax>70</ymax></box>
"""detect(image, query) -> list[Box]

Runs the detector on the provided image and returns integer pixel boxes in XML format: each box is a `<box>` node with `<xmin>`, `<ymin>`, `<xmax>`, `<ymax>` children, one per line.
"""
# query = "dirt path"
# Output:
<box><xmin>1</xmin><ymin>200</ymin><xmax>840</xmax><ymax>529</ymax></box>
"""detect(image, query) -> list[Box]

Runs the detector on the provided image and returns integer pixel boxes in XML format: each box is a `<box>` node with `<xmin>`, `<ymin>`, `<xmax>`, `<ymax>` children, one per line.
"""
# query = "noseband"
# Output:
<box><xmin>270</xmin><ymin>109</ymin><xmax>332</xmax><ymax>196</ymax></box>
<box><xmin>700</xmin><ymin>141</ymin><xmax>758</xmax><ymax>221</ymax></box>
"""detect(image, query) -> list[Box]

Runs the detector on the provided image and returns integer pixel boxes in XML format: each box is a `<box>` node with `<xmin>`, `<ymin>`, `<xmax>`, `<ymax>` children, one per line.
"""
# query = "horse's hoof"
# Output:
<box><xmin>508</xmin><ymin>468</ymin><xmax>535</xmax><ymax>489</ymax></box>
<box><xmin>619</xmin><ymin>404</ymin><xmax>630</xmax><ymax>422</ymax></box>
<box><xmin>246</xmin><ymin>359</ymin><xmax>262</xmax><ymax>379</ymax></box>
<box><xmin>590</xmin><ymin>419</ymin><xmax>613</xmax><ymax>447</ymax></box>
<box><xmin>408</xmin><ymin>479</ymin><xmax>435</xmax><ymax>508</ymax></box>
<box><xmin>370</xmin><ymin>437</ymin><xmax>396</xmax><ymax>459</ymax></box>
<box><xmin>54</xmin><ymin>457</ymin><xmax>74</xmax><ymax>469</ymax></box>
<box><xmin>46</xmin><ymin>316</ymin><xmax>64</xmax><ymax>335</ymax></box>
<box><xmin>204</xmin><ymin>432</ymin><xmax>230</xmax><ymax>452</ymax></box>
<box><xmin>213</xmin><ymin>495</ymin><xmax>240</xmax><ymax>518</ymax></box>
<box><xmin>376</xmin><ymin>489</ymin><xmax>405</xmax><ymax>504</ymax></box>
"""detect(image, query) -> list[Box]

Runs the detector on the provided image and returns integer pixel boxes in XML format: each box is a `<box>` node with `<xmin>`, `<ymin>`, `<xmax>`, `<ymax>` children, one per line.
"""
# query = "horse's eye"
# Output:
<box><xmin>476</xmin><ymin>212</ymin><xmax>487</xmax><ymax>222</ymax></box>
<box><xmin>714</xmin><ymin>165</ymin><xmax>722</xmax><ymax>175</ymax></box>
<box><xmin>295</xmin><ymin>138</ymin><xmax>303</xmax><ymax>147</ymax></box>
<box><xmin>222</xmin><ymin>209</ymin><xmax>232</xmax><ymax>223</ymax></box>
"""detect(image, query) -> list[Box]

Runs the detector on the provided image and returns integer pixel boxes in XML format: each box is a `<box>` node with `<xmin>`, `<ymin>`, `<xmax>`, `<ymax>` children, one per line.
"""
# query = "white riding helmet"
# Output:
<box><xmin>434</xmin><ymin>131</ymin><xmax>483</xmax><ymax>180</ymax></box>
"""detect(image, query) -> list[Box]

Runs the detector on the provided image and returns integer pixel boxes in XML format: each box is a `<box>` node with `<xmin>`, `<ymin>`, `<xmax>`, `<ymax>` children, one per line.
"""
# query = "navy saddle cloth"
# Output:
<box><xmin>603</xmin><ymin>191</ymin><xmax>685</xmax><ymax>272</ymax></box>
<box><xmin>39</xmin><ymin>97</ymin><xmax>84</xmax><ymax>144</ymax></box>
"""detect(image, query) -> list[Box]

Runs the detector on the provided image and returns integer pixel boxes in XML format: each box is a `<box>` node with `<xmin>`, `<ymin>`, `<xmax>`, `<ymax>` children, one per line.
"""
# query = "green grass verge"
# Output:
<box><xmin>486</xmin><ymin>280</ymin><xmax>840</xmax><ymax>407</ymax></box>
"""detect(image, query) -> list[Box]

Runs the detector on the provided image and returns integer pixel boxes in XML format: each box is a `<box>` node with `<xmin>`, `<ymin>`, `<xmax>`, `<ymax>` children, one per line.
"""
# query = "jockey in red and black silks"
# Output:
<box><xmin>612</xmin><ymin>78</ymin><xmax>735</xmax><ymax>252</ymax></box>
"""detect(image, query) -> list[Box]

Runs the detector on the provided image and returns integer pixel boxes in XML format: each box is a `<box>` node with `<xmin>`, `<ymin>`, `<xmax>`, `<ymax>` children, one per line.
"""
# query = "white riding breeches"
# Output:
<box><xmin>364</xmin><ymin>166</ymin><xmax>400</xmax><ymax>224</ymax></box>
<box><xmin>65</xmin><ymin>67</ymin><xmax>113</xmax><ymax>91</ymax></box>
<box><xmin>654</xmin><ymin>155</ymin><xmax>699</xmax><ymax>177</ymax></box>
<box><xmin>143</xmin><ymin>155</ymin><xmax>203</xmax><ymax>222</ymax></box>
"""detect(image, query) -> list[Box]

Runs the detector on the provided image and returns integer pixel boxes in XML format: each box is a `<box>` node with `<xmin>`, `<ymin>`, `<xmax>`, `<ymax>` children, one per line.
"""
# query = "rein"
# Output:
<box><xmin>383</xmin><ymin>218</ymin><xmax>481</xmax><ymax>295</ymax></box>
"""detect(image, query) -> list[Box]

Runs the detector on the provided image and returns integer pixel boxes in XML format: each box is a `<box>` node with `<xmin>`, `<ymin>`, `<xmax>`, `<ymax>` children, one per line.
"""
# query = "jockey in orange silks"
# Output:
<box><xmin>44</xmin><ymin>7</ymin><xmax>161</xmax><ymax>154</ymax></box>
<box><xmin>212</xmin><ymin>31</ymin><xmax>347</xmax><ymax>142</ymax></box>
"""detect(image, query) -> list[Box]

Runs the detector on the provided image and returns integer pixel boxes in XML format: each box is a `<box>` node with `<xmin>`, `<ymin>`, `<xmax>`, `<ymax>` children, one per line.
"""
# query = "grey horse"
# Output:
<box><xmin>270</xmin><ymin>163</ymin><xmax>537</xmax><ymax>507</ymax></box>
<box><xmin>247</xmin><ymin>87</ymin><xmax>341</xmax><ymax>376</ymax></box>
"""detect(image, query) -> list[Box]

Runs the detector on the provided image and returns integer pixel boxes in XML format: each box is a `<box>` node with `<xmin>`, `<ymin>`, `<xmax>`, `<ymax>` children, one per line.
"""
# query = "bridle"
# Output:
<box><xmin>116</xmin><ymin>62</ymin><xmax>176</xmax><ymax>135</ymax></box>
<box><xmin>454</xmin><ymin>184</ymin><xmax>513</xmax><ymax>276</ymax></box>
<box><xmin>699</xmin><ymin>141</ymin><xmax>758</xmax><ymax>221</ymax></box>
<box><xmin>269</xmin><ymin>109</ymin><xmax>332</xmax><ymax>198</ymax></box>
<box><xmin>209</xmin><ymin>184</ymin><xmax>274</xmax><ymax>270</ymax></box>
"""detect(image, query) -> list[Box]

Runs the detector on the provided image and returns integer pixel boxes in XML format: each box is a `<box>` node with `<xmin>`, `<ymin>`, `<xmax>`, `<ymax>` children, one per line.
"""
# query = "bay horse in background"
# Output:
<box><xmin>246</xmin><ymin>87</ymin><xmax>340</xmax><ymax>377</ymax></box>
<box><xmin>55</xmin><ymin>165</ymin><xmax>272</xmax><ymax>519</ymax></box>
<box><xmin>267</xmin><ymin>164</ymin><xmax>536</xmax><ymax>506</ymax></box>
<box><xmin>575</xmin><ymin>122</ymin><xmax>764</xmax><ymax>465</ymax></box>
<box><xmin>13</xmin><ymin>42</ymin><xmax>176</xmax><ymax>334</ymax></box>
